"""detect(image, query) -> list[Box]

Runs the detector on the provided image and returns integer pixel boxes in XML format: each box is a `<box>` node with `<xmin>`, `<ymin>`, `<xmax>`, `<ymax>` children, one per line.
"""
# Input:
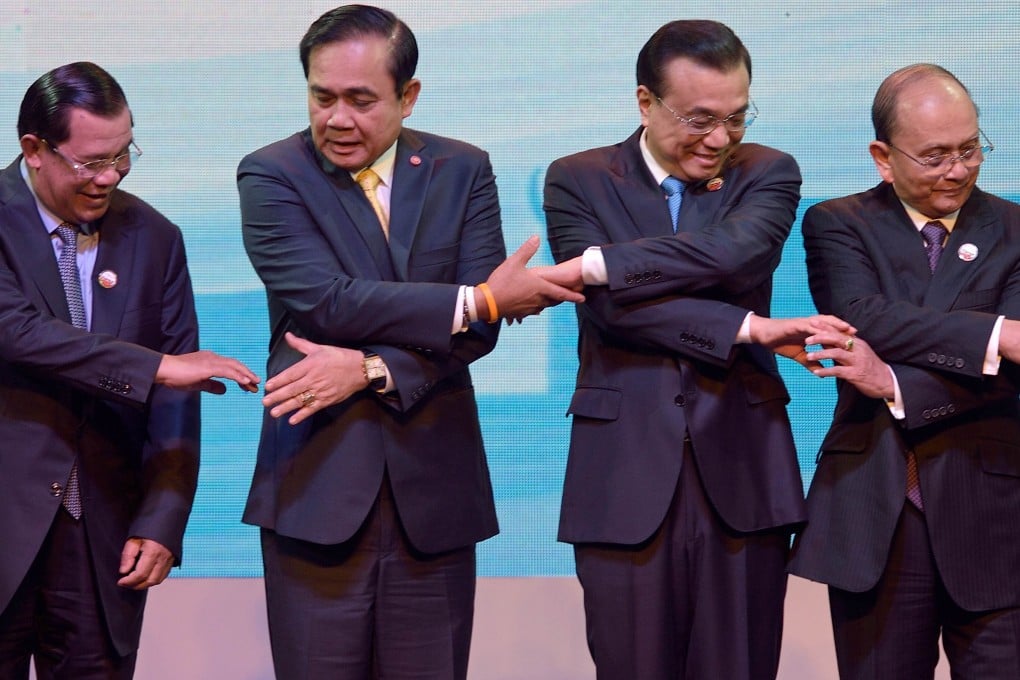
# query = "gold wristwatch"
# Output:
<box><xmin>362</xmin><ymin>351</ymin><xmax>387</xmax><ymax>391</ymax></box>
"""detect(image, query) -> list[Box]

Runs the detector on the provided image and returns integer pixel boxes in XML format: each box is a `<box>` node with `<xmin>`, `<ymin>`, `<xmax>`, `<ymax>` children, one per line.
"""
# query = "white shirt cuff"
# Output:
<box><xmin>581</xmin><ymin>246</ymin><xmax>608</xmax><ymax>286</ymax></box>
<box><xmin>986</xmin><ymin>315</ymin><xmax>1004</xmax><ymax>375</ymax></box>
<box><xmin>886</xmin><ymin>365</ymin><xmax>905</xmax><ymax>420</ymax></box>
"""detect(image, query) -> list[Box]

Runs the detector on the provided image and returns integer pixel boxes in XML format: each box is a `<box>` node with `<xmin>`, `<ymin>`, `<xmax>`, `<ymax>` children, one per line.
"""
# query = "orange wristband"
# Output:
<box><xmin>477</xmin><ymin>283</ymin><xmax>499</xmax><ymax>324</ymax></box>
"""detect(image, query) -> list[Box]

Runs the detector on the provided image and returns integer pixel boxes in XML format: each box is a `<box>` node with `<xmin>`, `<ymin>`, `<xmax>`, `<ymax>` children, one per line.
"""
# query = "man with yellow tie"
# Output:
<box><xmin>236</xmin><ymin>5</ymin><xmax>582</xmax><ymax>678</ymax></box>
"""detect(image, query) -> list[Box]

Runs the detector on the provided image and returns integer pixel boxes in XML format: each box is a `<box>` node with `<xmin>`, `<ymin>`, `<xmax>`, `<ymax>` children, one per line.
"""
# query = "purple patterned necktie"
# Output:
<box><xmin>921</xmin><ymin>220</ymin><xmax>948</xmax><ymax>274</ymax></box>
<box><xmin>904</xmin><ymin>220</ymin><xmax>948</xmax><ymax>512</ymax></box>
<box><xmin>56</xmin><ymin>223</ymin><xmax>85</xmax><ymax>519</ymax></box>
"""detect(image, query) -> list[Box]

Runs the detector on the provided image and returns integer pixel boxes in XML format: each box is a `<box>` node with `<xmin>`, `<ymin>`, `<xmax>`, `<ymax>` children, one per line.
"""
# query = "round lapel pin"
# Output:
<box><xmin>957</xmin><ymin>243</ymin><xmax>978</xmax><ymax>262</ymax></box>
<box><xmin>97</xmin><ymin>270</ymin><xmax>118</xmax><ymax>289</ymax></box>
<box><xmin>706</xmin><ymin>177</ymin><xmax>724</xmax><ymax>191</ymax></box>
<box><xmin>409</xmin><ymin>155</ymin><xmax>422</xmax><ymax>166</ymax></box>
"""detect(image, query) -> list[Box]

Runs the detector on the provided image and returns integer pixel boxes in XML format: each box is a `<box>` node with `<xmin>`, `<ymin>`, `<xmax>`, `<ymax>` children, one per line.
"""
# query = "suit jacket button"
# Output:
<box><xmin>922</xmin><ymin>409</ymin><xmax>931</xmax><ymax>419</ymax></box>
<box><xmin>653</xmin><ymin>270</ymin><xmax>662</xmax><ymax>280</ymax></box>
<box><xmin>928</xmin><ymin>353</ymin><xmax>938</xmax><ymax>363</ymax></box>
<box><xmin>939</xmin><ymin>406</ymin><xmax>948</xmax><ymax>416</ymax></box>
<box><xmin>955</xmin><ymin>358</ymin><xmax>965</xmax><ymax>368</ymax></box>
<box><xmin>50</xmin><ymin>482</ymin><xmax>63</xmax><ymax>496</ymax></box>
<box><xmin>624</xmin><ymin>274</ymin><xmax>634</xmax><ymax>284</ymax></box>
<box><xmin>937</xmin><ymin>354</ymin><xmax>946</xmax><ymax>365</ymax></box>
<box><xmin>707</xmin><ymin>340</ymin><xmax>715</xmax><ymax>350</ymax></box>
<box><xmin>948</xmin><ymin>404</ymin><xmax>956</xmax><ymax>414</ymax></box>
<box><xmin>674</xmin><ymin>394</ymin><xmax>686</xmax><ymax>407</ymax></box>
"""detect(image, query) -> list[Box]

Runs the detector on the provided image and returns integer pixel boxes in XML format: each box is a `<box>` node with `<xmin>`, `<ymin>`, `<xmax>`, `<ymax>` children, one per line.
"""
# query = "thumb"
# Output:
<box><xmin>284</xmin><ymin>331</ymin><xmax>318</xmax><ymax>357</ymax></box>
<box><xmin>506</xmin><ymin>235</ymin><xmax>540</xmax><ymax>267</ymax></box>
<box><xmin>120</xmin><ymin>538</ymin><xmax>142</xmax><ymax>575</ymax></box>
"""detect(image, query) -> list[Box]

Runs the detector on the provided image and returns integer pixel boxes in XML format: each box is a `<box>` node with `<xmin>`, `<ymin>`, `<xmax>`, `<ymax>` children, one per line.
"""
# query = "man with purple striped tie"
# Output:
<box><xmin>791</xmin><ymin>63</ymin><xmax>1020</xmax><ymax>679</ymax></box>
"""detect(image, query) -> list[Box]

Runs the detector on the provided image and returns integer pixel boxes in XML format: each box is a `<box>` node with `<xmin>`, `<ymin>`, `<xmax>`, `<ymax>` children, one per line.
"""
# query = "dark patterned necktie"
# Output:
<box><xmin>903</xmin><ymin>220</ymin><xmax>948</xmax><ymax>512</ymax></box>
<box><xmin>661</xmin><ymin>176</ymin><xmax>684</xmax><ymax>233</ymax></box>
<box><xmin>921</xmin><ymin>220</ymin><xmax>948</xmax><ymax>274</ymax></box>
<box><xmin>56</xmin><ymin>223</ymin><xmax>85</xmax><ymax>519</ymax></box>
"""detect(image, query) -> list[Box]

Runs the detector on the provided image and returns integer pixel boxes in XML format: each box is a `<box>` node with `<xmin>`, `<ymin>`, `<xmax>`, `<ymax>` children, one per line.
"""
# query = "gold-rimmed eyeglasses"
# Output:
<box><xmin>40</xmin><ymin>138</ymin><xmax>142</xmax><ymax>179</ymax></box>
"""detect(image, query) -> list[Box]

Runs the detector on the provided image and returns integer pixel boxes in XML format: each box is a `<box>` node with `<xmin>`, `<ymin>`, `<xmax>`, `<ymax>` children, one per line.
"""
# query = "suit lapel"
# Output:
<box><xmin>89</xmin><ymin>210</ymin><xmax>135</xmax><ymax>335</ymax></box>
<box><xmin>924</xmin><ymin>190</ymin><xmax>996</xmax><ymax>311</ymax></box>
<box><xmin>305</xmin><ymin>131</ymin><xmax>396</xmax><ymax>281</ymax></box>
<box><xmin>0</xmin><ymin>161</ymin><xmax>73</xmax><ymax>322</ymax></box>
<box><xmin>868</xmin><ymin>186</ymin><xmax>935</xmax><ymax>306</ymax></box>
<box><xmin>388</xmin><ymin>131</ymin><xmax>429</xmax><ymax>282</ymax></box>
<box><xmin>609</xmin><ymin>129</ymin><xmax>673</xmax><ymax>238</ymax></box>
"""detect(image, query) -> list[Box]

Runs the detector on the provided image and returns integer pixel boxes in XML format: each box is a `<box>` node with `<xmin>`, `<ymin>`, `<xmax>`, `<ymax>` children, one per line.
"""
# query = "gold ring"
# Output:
<box><xmin>299</xmin><ymin>390</ymin><xmax>316</xmax><ymax>407</ymax></box>
<box><xmin>844</xmin><ymin>337</ymin><xmax>854</xmax><ymax>352</ymax></box>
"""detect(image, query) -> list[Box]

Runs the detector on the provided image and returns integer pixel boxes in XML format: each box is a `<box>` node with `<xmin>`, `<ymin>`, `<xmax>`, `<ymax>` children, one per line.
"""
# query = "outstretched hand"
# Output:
<box><xmin>262</xmin><ymin>332</ymin><xmax>368</xmax><ymax>425</ymax></box>
<box><xmin>806</xmin><ymin>329</ymin><xmax>894</xmax><ymax>399</ymax></box>
<box><xmin>749</xmin><ymin>314</ymin><xmax>856</xmax><ymax>371</ymax></box>
<box><xmin>480</xmin><ymin>236</ymin><xmax>585</xmax><ymax>324</ymax></box>
<box><xmin>156</xmin><ymin>350</ymin><xmax>261</xmax><ymax>394</ymax></box>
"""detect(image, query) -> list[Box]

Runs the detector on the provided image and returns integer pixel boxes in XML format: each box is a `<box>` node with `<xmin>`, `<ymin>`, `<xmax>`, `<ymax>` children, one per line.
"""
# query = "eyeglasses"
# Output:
<box><xmin>656</xmin><ymin>97</ymin><xmax>758</xmax><ymax>135</ymax></box>
<box><xmin>886</xmin><ymin>129</ymin><xmax>994</xmax><ymax>174</ymax></box>
<box><xmin>41</xmin><ymin>139</ymin><xmax>142</xmax><ymax>179</ymax></box>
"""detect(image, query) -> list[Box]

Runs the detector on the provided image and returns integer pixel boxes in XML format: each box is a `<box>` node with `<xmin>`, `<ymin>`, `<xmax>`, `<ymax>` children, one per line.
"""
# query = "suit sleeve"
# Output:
<box><xmin>544</xmin><ymin>156</ymin><xmax>764</xmax><ymax>365</ymax></box>
<box><xmin>804</xmin><ymin>200</ymin><xmax>1020</xmax><ymax>430</ymax></box>
<box><xmin>803</xmin><ymin>202</ymin><xmax>998</xmax><ymax>376</ymax></box>
<box><xmin>545</xmin><ymin>148</ymin><xmax>800</xmax><ymax>304</ymax></box>
<box><xmin>369</xmin><ymin>155</ymin><xmax>505</xmax><ymax>412</ymax></box>
<box><xmin>127</xmin><ymin>230</ymin><xmax>200</xmax><ymax>562</ymax></box>
<box><xmin>0</xmin><ymin>257</ymin><xmax>159</xmax><ymax>403</ymax></box>
<box><xmin>240</xmin><ymin>145</ymin><xmax>503</xmax><ymax>411</ymax></box>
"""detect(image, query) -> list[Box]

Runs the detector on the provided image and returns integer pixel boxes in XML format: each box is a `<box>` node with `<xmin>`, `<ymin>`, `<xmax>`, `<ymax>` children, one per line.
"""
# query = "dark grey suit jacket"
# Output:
<box><xmin>0</xmin><ymin>158</ymin><xmax>200</xmax><ymax>655</ymax></box>
<box><xmin>238</xmin><ymin>128</ymin><xmax>503</xmax><ymax>554</ymax></box>
<box><xmin>545</xmin><ymin>128</ymin><xmax>807</xmax><ymax>544</ymax></box>
<box><xmin>790</xmin><ymin>182</ymin><xmax>1020</xmax><ymax>612</ymax></box>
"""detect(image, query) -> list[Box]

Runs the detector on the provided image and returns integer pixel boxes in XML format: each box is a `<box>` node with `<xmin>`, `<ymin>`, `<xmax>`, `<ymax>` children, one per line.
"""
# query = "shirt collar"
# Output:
<box><xmin>350</xmin><ymin>140</ymin><xmax>398</xmax><ymax>187</ymax></box>
<box><xmin>638</xmin><ymin>128</ymin><xmax>674</xmax><ymax>188</ymax></box>
<box><xmin>900</xmin><ymin>199</ymin><xmax>959</xmax><ymax>234</ymax></box>
<box><xmin>19</xmin><ymin>157</ymin><xmax>94</xmax><ymax>236</ymax></box>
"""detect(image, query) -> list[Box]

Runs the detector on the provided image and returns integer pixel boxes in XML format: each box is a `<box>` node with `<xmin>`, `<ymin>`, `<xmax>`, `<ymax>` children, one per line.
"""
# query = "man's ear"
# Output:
<box><xmin>20</xmin><ymin>134</ymin><xmax>44</xmax><ymax>170</ymax></box>
<box><xmin>869</xmin><ymin>141</ymin><xmax>895</xmax><ymax>184</ymax></box>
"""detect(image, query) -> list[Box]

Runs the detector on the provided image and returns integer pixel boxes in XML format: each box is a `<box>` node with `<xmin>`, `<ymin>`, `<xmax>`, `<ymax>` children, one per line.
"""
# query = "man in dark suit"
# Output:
<box><xmin>790</xmin><ymin>64</ymin><xmax>1020</xmax><ymax>679</ymax></box>
<box><xmin>237</xmin><ymin>5</ymin><xmax>581</xmax><ymax>679</ymax></box>
<box><xmin>0</xmin><ymin>62</ymin><xmax>259</xmax><ymax>679</ymax></box>
<box><xmin>542</xmin><ymin>20</ymin><xmax>850</xmax><ymax>680</ymax></box>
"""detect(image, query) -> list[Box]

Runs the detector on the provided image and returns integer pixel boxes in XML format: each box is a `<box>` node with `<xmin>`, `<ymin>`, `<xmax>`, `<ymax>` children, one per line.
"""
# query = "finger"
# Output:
<box><xmin>119</xmin><ymin>539</ymin><xmax>141</xmax><ymax>576</ymax></box>
<box><xmin>541</xmin><ymin>280</ymin><xmax>585</xmax><ymax>303</ymax></box>
<box><xmin>283</xmin><ymin>331</ymin><xmax>318</xmax><ymax>356</ymax></box>
<box><xmin>264</xmin><ymin>363</ymin><xmax>308</xmax><ymax>394</ymax></box>
<box><xmin>506</xmin><ymin>235</ymin><xmax>540</xmax><ymax>267</ymax></box>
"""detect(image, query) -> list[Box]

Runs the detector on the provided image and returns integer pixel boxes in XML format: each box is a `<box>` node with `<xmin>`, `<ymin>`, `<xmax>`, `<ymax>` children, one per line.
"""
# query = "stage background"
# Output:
<box><xmin>1</xmin><ymin>1</ymin><xmax>1011</xmax><ymax>677</ymax></box>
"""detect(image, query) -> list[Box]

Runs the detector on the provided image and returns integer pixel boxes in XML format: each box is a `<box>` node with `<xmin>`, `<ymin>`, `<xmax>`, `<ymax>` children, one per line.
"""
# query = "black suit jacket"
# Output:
<box><xmin>789</xmin><ymin>182</ymin><xmax>1020</xmax><ymax>611</ymax></box>
<box><xmin>545</xmin><ymin>128</ymin><xmax>807</xmax><ymax>544</ymax></box>
<box><xmin>238</xmin><ymin>128</ymin><xmax>503</xmax><ymax>554</ymax></box>
<box><xmin>0</xmin><ymin>159</ymin><xmax>200</xmax><ymax>654</ymax></box>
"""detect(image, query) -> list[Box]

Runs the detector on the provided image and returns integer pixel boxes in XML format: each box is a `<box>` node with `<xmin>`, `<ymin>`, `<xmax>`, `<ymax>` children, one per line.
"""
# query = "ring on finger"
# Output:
<box><xmin>844</xmin><ymin>337</ymin><xmax>854</xmax><ymax>352</ymax></box>
<box><xmin>299</xmin><ymin>390</ymin><xmax>316</xmax><ymax>407</ymax></box>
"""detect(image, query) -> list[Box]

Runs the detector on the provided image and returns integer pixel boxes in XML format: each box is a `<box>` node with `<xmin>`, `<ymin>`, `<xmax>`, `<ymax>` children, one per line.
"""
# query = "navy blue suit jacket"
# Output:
<box><xmin>238</xmin><ymin>128</ymin><xmax>503</xmax><ymax>554</ymax></box>
<box><xmin>545</xmin><ymin>128</ymin><xmax>807</xmax><ymax>544</ymax></box>
<box><xmin>790</xmin><ymin>182</ymin><xmax>1020</xmax><ymax>611</ymax></box>
<box><xmin>0</xmin><ymin>158</ymin><xmax>200</xmax><ymax>655</ymax></box>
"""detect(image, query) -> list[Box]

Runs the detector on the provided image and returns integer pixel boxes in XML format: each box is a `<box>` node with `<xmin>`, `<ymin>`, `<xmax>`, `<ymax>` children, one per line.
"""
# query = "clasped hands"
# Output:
<box><xmin>752</xmin><ymin>315</ymin><xmax>893</xmax><ymax>399</ymax></box>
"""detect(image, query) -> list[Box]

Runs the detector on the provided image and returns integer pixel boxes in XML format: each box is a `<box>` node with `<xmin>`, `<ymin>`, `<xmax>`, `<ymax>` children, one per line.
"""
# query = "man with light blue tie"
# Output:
<box><xmin>543</xmin><ymin>19</ymin><xmax>851</xmax><ymax>680</ymax></box>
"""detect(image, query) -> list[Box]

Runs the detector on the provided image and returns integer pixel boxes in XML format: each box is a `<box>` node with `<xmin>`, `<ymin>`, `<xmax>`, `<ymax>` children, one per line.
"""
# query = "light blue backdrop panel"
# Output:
<box><xmin>1</xmin><ymin>1</ymin><xmax>1017</xmax><ymax>576</ymax></box>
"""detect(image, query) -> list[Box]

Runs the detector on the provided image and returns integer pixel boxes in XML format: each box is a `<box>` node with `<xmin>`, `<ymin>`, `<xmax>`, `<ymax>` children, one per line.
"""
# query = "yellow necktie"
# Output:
<box><xmin>356</xmin><ymin>168</ymin><xmax>388</xmax><ymax>239</ymax></box>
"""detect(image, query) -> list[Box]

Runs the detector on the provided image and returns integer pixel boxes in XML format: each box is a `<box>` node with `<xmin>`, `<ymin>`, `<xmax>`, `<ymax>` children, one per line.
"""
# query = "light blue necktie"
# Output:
<box><xmin>661</xmin><ymin>176</ymin><xmax>685</xmax><ymax>233</ymax></box>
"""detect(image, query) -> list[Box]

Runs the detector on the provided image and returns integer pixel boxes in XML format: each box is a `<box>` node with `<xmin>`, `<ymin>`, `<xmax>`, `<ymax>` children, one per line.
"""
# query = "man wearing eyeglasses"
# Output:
<box><xmin>790</xmin><ymin>64</ymin><xmax>1020</xmax><ymax>679</ymax></box>
<box><xmin>0</xmin><ymin>61</ymin><xmax>259</xmax><ymax>679</ymax></box>
<box><xmin>542</xmin><ymin>20</ymin><xmax>852</xmax><ymax>680</ymax></box>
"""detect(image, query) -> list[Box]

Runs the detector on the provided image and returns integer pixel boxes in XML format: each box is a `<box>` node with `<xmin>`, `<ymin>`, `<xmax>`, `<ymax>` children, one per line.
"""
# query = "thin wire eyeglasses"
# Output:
<box><xmin>886</xmin><ymin>129</ymin><xmax>994</xmax><ymax>174</ymax></box>
<box><xmin>656</xmin><ymin>97</ymin><xmax>758</xmax><ymax>135</ymax></box>
<box><xmin>41</xmin><ymin>139</ymin><xmax>142</xmax><ymax>179</ymax></box>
